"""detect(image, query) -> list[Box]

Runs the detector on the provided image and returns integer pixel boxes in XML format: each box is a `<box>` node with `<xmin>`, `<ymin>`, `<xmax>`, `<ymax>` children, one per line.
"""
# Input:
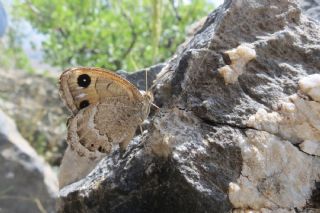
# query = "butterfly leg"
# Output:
<box><xmin>119</xmin><ymin>127</ymin><xmax>136</xmax><ymax>153</ymax></box>
<box><xmin>119</xmin><ymin>135</ymin><xmax>132</xmax><ymax>151</ymax></box>
<box><xmin>119</xmin><ymin>139</ymin><xmax>130</xmax><ymax>158</ymax></box>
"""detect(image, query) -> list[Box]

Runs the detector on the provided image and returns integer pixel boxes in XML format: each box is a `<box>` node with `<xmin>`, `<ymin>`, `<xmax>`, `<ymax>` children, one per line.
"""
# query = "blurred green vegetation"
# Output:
<box><xmin>14</xmin><ymin>0</ymin><xmax>213</xmax><ymax>71</ymax></box>
<box><xmin>0</xmin><ymin>25</ymin><xmax>34</xmax><ymax>73</ymax></box>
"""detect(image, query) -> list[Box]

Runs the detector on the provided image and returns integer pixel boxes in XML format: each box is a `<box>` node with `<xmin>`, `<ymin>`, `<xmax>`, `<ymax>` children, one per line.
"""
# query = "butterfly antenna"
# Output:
<box><xmin>145</xmin><ymin>68</ymin><xmax>148</xmax><ymax>92</ymax></box>
<box><xmin>151</xmin><ymin>102</ymin><xmax>159</xmax><ymax>110</ymax></box>
<box><xmin>140</xmin><ymin>125</ymin><xmax>144</xmax><ymax>134</ymax></box>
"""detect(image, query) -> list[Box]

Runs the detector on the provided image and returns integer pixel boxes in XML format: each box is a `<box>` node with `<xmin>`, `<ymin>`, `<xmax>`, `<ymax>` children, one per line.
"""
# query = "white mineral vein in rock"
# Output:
<box><xmin>299</xmin><ymin>74</ymin><xmax>320</xmax><ymax>102</ymax></box>
<box><xmin>247</xmin><ymin>96</ymin><xmax>320</xmax><ymax>145</ymax></box>
<box><xmin>247</xmin><ymin>74</ymin><xmax>320</xmax><ymax>156</ymax></box>
<box><xmin>230</xmin><ymin>74</ymin><xmax>320</xmax><ymax>210</ymax></box>
<box><xmin>229</xmin><ymin>130</ymin><xmax>320</xmax><ymax>210</ymax></box>
<box><xmin>218</xmin><ymin>43</ymin><xmax>256</xmax><ymax>84</ymax></box>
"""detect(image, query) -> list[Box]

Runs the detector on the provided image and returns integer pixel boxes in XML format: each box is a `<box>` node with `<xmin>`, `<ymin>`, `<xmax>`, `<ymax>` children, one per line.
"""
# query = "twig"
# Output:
<box><xmin>169</xmin><ymin>0</ymin><xmax>181</xmax><ymax>21</ymax></box>
<box><xmin>119</xmin><ymin>3</ymin><xmax>137</xmax><ymax>61</ymax></box>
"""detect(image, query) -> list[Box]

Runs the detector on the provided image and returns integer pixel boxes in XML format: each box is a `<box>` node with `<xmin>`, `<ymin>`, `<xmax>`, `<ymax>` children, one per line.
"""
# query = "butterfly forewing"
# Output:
<box><xmin>59</xmin><ymin>67</ymin><xmax>144</xmax><ymax>114</ymax></box>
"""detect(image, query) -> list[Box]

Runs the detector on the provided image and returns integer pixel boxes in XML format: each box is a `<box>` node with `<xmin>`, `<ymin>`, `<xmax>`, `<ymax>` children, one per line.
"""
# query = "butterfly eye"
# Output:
<box><xmin>79</xmin><ymin>100</ymin><xmax>90</xmax><ymax>109</ymax></box>
<box><xmin>77</xmin><ymin>74</ymin><xmax>91</xmax><ymax>88</ymax></box>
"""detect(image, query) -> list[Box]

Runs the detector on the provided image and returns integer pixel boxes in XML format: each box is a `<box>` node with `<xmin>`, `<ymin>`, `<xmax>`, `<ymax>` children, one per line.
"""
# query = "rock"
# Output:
<box><xmin>117</xmin><ymin>63</ymin><xmax>165</xmax><ymax>91</ymax></box>
<box><xmin>229</xmin><ymin>130</ymin><xmax>319</xmax><ymax>210</ymax></box>
<box><xmin>300</xmin><ymin>0</ymin><xmax>320</xmax><ymax>21</ymax></box>
<box><xmin>0</xmin><ymin>69</ymin><xmax>68</xmax><ymax>165</ymax></box>
<box><xmin>299</xmin><ymin>74</ymin><xmax>320</xmax><ymax>102</ymax></box>
<box><xmin>247</xmin><ymin>93</ymin><xmax>320</xmax><ymax>147</ymax></box>
<box><xmin>59</xmin><ymin>119</ymin><xmax>242</xmax><ymax>213</ymax></box>
<box><xmin>0</xmin><ymin>109</ymin><xmax>58</xmax><ymax>213</ymax></box>
<box><xmin>58</xmin><ymin>0</ymin><xmax>320</xmax><ymax>212</ymax></box>
<box><xmin>300</xmin><ymin>140</ymin><xmax>320</xmax><ymax>156</ymax></box>
<box><xmin>218</xmin><ymin>43</ymin><xmax>256</xmax><ymax>84</ymax></box>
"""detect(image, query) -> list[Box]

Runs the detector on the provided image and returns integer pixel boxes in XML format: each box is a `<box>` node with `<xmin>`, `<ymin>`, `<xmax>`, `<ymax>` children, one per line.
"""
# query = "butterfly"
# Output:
<box><xmin>58</xmin><ymin>67</ymin><xmax>153</xmax><ymax>188</ymax></box>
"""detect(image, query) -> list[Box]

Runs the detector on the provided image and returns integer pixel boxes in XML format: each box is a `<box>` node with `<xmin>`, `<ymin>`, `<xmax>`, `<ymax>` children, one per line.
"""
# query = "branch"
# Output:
<box><xmin>119</xmin><ymin>7</ymin><xmax>137</xmax><ymax>61</ymax></box>
<box><xmin>169</xmin><ymin>0</ymin><xmax>181</xmax><ymax>21</ymax></box>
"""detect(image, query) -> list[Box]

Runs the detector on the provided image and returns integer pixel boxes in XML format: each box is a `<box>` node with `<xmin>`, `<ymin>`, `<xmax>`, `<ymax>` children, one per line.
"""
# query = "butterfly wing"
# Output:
<box><xmin>59</xmin><ymin>98</ymin><xmax>144</xmax><ymax>188</ymax></box>
<box><xmin>59</xmin><ymin>67</ymin><xmax>150</xmax><ymax>156</ymax></box>
<box><xmin>59</xmin><ymin>67</ymin><xmax>152</xmax><ymax>188</ymax></box>
<box><xmin>59</xmin><ymin>67</ymin><xmax>144</xmax><ymax>114</ymax></box>
<box><xmin>67</xmin><ymin>98</ymin><xmax>144</xmax><ymax>158</ymax></box>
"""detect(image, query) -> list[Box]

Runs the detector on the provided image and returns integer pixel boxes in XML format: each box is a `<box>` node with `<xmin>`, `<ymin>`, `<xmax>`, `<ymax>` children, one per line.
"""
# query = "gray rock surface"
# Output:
<box><xmin>0</xmin><ymin>109</ymin><xmax>58</xmax><ymax>213</ymax></box>
<box><xmin>58</xmin><ymin>0</ymin><xmax>320</xmax><ymax>212</ymax></box>
<box><xmin>300</xmin><ymin>0</ymin><xmax>320</xmax><ymax>21</ymax></box>
<box><xmin>117</xmin><ymin>63</ymin><xmax>165</xmax><ymax>91</ymax></box>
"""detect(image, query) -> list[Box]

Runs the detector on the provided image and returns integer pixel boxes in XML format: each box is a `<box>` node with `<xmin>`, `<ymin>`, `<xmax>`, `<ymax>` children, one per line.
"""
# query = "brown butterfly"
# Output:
<box><xmin>58</xmin><ymin>67</ymin><xmax>153</xmax><ymax>188</ymax></box>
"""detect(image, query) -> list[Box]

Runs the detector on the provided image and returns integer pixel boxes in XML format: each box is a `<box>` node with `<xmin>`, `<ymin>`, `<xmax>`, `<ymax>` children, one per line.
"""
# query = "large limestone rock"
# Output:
<box><xmin>0</xmin><ymin>109</ymin><xmax>58</xmax><ymax>213</ymax></box>
<box><xmin>58</xmin><ymin>0</ymin><xmax>320</xmax><ymax>212</ymax></box>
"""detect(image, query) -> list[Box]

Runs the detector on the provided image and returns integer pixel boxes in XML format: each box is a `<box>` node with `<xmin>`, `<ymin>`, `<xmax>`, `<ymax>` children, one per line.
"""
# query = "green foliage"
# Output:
<box><xmin>14</xmin><ymin>0</ymin><xmax>213</xmax><ymax>71</ymax></box>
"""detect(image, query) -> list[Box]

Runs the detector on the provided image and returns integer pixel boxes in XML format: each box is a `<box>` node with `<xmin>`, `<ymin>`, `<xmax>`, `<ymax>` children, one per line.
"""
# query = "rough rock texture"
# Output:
<box><xmin>58</xmin><ymin>0</ymin><xmax>320</xmax><ymax>212</ymax></box>
<box><xmin>0</xmin><ymin>109</ymin><xmax>58</xmax><ymax>213</ymax></box>
<box><xmin>300</xmin><ymin>0</ymin><xmax>320</xmax><ymax>21</ymax></box>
